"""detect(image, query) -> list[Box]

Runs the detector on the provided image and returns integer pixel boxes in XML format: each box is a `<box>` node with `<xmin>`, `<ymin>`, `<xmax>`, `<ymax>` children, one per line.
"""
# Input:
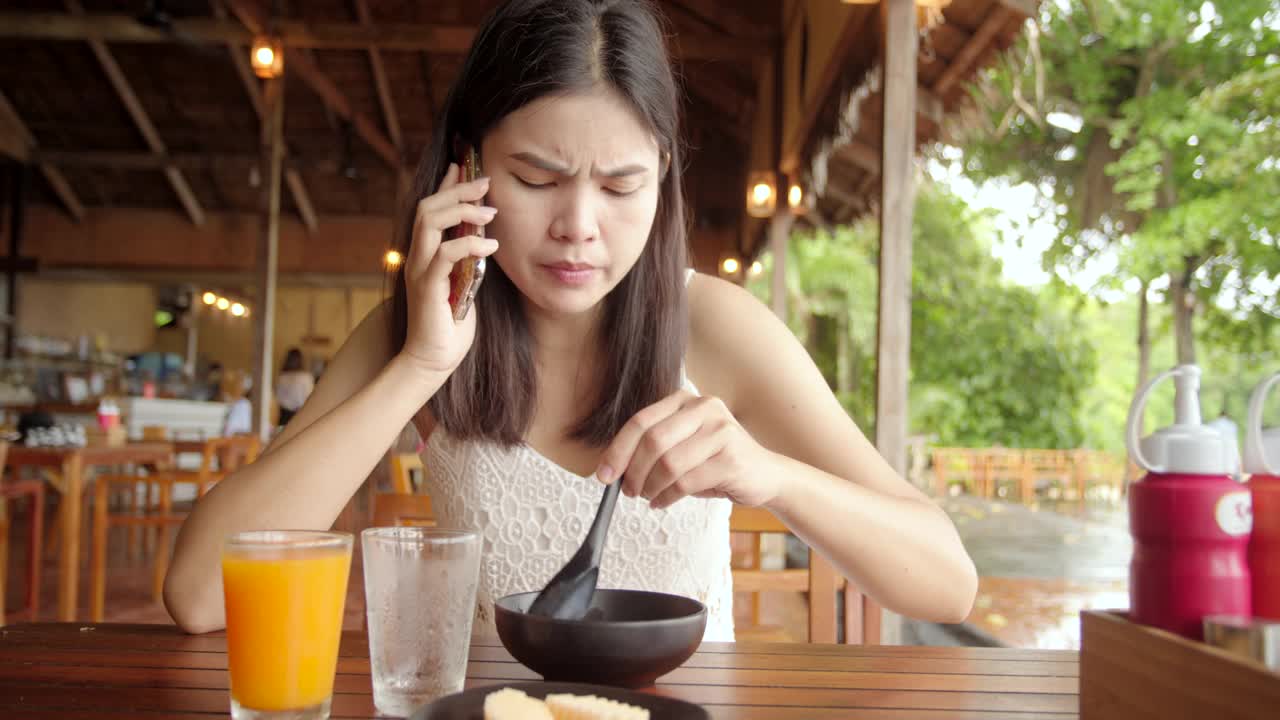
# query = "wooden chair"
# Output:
<box><xmin>931</xmin><ymin>448</ymin><xmax>984</xmax><ymax>498</ymax></box>
<box><xmin>1</xmin><ymin>441</ymin><xmax>44</xmax><ymax>624</ymax></box>
<box><xmin>88</xmin><ymin>435</ymin><xmax>261</xmax><ymax>621</ymax></box>
<box><xmin>729</xmin><ymin>505</ymin><xmax>880</xmax><ymax>644</ymax></box>
<box><xmin>983</xmin><ymin>449</ymin><xmax>1026</xmax><ymax>501</ymax></box>
<box><xmin>1023</xmin><ymin>450</ymin><xmax>1071</xmax><ymax>503</ymax></box>
<box><xmin>389</xmin><ymin>452</ymin><xmax>424</xmax><ymax>494</ymax></box>
<box><xmin>371</xmin><ymin>492</ymin><xmax>436</xmax><ymax>527</ymax></box>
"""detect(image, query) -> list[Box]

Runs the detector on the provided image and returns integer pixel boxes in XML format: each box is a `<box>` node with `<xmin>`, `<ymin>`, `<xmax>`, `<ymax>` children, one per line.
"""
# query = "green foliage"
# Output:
<box><xmin>957</xmin><ymin>0</ymin><xmax>1280</xmax><ymax>349</ymax></box>
<box><xmin>747</xmin><ymin>182</ymin><xmax>1098</xmax><ymax>449</ymax></box>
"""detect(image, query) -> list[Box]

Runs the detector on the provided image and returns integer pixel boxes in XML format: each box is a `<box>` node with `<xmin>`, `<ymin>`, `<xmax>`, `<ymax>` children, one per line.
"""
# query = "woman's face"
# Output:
<box><xmin>480</xmin><ymin>87</ymin><xmax>663</xmax><ymax>318</ymax></box>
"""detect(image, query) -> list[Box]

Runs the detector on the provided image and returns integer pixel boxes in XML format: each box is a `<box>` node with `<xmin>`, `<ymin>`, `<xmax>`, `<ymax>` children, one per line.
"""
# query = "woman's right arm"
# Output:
<box><xmin>164</xmin><ymin>165</ymin><xmax>498</xmax><ymax>634</ymax></box>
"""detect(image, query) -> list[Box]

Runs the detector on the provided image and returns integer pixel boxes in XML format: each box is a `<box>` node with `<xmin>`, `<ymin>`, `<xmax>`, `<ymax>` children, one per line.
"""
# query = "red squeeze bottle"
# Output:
<box><xmin>1125</xmin><ymin>364</ymin><xmax>1252</xmax><ymax>640</ymax></box>
<box><xmin>1244</xmin><ymin>371</ymin><xmax>1280</xmax><ymax>620</ymax></box>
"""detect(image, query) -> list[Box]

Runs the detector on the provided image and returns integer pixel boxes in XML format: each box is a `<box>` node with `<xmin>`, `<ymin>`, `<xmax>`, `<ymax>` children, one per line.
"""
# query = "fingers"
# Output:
<box><xmin>419</xmin><ymin>172</ymin><xmax>490</xmax><ymax>214</ymax></box>
<box><xmin>637</xmin><ymin>421</ymin><xmax>730</xmax><ymax>503</ymax></box>
<box><xmin>408</xmin><ymin>202</ymin><xmax>497</xmax><ymax>279</ymax></box>
<box><xmin>424</xmin><ymin>235</ymin><xmax>500</xmax><ymax>293</ymax></box>
<box><xmin>621</xmin><ymin>409</ymin><xmax>704</xmax><ymax>499</ymax></box>
<box><xmin>596</xmin><ymin>390</ymin><xmax>696</xmax><ymax>487</ymax></box>
<box><xmin>650</xmin><ymin>458</ymin><xmax>725</xmax><ymax>510</ymax></box>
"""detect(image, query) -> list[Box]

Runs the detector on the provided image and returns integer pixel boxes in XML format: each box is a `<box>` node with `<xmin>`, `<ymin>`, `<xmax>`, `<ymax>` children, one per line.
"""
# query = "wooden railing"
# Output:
<box><xmin>930</xmin><ymin>447</ymin><xmax>1134</xmax><ymax>504</ymax></box>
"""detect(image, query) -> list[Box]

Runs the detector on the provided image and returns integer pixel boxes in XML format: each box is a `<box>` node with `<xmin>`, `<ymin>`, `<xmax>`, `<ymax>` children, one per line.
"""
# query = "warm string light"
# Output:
<box><xmin>384</xmin><ymin>249</ymin><xmax>404</xmax><ymax>268</ymax></box>
<box><xmin>202</xmin><ymin>291</ymin><xmax>251</xmax><ymax>318</ymax></box>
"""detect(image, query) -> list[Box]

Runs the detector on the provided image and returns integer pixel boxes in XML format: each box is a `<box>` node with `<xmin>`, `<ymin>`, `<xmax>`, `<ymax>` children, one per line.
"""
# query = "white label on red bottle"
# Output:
<box><xmin>1215</xmin><ymin>491</ymin><xmax>1252</xmax><ymax>536</ymax></box>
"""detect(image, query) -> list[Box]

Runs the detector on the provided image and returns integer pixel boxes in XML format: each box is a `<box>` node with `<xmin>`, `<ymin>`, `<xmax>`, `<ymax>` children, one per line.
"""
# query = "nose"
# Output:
<box><xmin>548</xmin><ymin>185</ymin><xmax>599</xmax><ymax>244</ymax></box>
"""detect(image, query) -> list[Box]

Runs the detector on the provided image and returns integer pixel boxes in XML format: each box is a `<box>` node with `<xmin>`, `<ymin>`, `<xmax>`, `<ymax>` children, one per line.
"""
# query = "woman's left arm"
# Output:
<box><xmin>596</xmin><ymin>274</ymin><xmax>977</xmax><ymax>623</ymax></box>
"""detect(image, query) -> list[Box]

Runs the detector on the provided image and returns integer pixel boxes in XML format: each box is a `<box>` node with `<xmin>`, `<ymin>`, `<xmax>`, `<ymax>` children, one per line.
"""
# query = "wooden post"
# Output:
<box><xmin>5</xmin><ymin>163</ymin><xmax>25</xmax><ymax>359</ymax></box>
<box><xmin>769</xmin><ymin>213</ymin><xmax>792</xmax><ymax>319</ymax></box>
<box><xmin>873</xmin><ymin>0</ymin><xmax>918</xmax><ymax>647</ymax></box>
<box><xmin>876</xmin><ymin>0</ymin><xmax>916</xmax><ymax>482</ymax></box>
<box><xmin>252</xmin><ymin>75</ymin><xmax>284</xmax><ymax>442</ymax></box>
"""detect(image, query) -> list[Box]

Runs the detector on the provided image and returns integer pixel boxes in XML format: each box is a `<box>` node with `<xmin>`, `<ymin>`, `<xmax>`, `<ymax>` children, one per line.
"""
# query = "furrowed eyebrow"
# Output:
<box><xmin>509</xmin><ymin>152</ymin><xmax>648</xmax><ymax>179</ymax></box>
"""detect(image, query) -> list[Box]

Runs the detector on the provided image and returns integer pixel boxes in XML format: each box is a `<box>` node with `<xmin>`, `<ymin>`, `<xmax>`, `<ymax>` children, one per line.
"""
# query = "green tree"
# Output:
<box><xmin>954</xmin><ymin>0</ymin><xmax>1280</xmax><ymax>388</ymax></box>
<box><xmin>748</xmin><ymin>181</ymin><xmax>1098</xmax><ymax>449</ymax></box>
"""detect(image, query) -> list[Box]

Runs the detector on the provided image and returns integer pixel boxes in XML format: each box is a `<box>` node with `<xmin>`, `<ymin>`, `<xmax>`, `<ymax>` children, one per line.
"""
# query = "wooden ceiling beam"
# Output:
<box><xmin>781</xmin><ymin>5</ymin><xmax>876</xmax><ymax>174</ymax></box>
<box><xmin>0</xmin><ymin>91</ymin><xmax>85</xmax><ymax>222</ymax></box>
<box><xmin>24</xmin><ymin>205</ymin><xmax>391</xmax><ymax>278</ymax></box>
<box><xmin>32</xmin><ymin>149</ymin><xmax>351</xmax><ymax>172</ymax></box>
<box><xmin>212</xmin><ymin>0</ymin><xmax>317</xmax><ymax>234</ymax></box>
<box><xmin>65</xmin><ymin>0</ymin><xmax>204</xmax><ymax>226</ymax></box>
<box><xmin>224</xmin><ymin>0</ymin><xmax>407</xmax><ymax>185</ymax></box>
<box><xmin>353</xmin><ymin>0</ymin><xmax>403</xmax><ymax>152</ymax></box>
<box><xmin>933</xmin><ymin>5</ymin><xmax>1017</xmax><ymax>96</ymax></box>
<box><xmin>665</xmin><ymin>0</ymin><xmax>778</xmax><ymax>42</ymax></box>
<box><xmin>0</xmin><ymin>12</ymin><xmax>763</xmax><ymax>60</ymax></box>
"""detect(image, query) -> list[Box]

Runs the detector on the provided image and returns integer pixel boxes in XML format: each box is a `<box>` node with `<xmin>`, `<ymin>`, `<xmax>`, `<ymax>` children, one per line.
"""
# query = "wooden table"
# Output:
<box><xmin>5</xmin><ymin>444</ymin><xmax>175</xmax><ymax>621</ymax></box>
<box><xmin>0</xmin><ymin>623</ymin><xmax>1080</xmax><ymax>718</ymax></box>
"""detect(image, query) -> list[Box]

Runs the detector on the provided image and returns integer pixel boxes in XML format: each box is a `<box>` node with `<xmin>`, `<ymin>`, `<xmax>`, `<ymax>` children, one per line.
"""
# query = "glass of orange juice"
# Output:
<box><xmin>222</xmin><ymin>530</ymin><xmax>353</xmax><ymax>720</ymax></box>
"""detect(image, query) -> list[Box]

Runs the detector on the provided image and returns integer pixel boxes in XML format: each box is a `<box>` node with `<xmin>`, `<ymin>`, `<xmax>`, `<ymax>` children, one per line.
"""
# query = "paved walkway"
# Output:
<box><xmin>934</xmin><ymin>495</ymin><xmax>1132</xmax><ymax>650</ymax></box>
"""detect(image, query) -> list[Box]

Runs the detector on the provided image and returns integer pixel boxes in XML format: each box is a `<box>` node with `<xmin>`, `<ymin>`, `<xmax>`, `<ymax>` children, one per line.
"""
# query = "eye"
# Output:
<box><xmin>604</xmin><ymin>185</ymin><xmax>641</xmax><ymax>197</ymax></box>
<box><xmin>515</xmin><ymin>176</ymin><xmax>553</xmax><ymax>189</ymax></box>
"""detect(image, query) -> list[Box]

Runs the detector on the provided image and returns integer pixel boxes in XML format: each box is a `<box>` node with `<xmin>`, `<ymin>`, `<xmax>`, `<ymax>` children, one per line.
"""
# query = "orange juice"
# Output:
<box><xmin>222</xmin><ymin>531</ymin><xmax>352</xmax><ymax>716</ymax></box>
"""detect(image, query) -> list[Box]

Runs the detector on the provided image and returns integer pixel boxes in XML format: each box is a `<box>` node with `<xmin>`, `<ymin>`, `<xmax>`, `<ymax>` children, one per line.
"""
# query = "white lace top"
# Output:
<box><xmin>420</xmin><ymin>276</ymin><xmax>735</xmax><ymax>642</ymax></box>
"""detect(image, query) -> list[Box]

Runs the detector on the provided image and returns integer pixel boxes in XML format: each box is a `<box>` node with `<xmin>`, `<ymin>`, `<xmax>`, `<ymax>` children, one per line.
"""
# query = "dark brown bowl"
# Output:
<box><xmin>494</xmin><ymin>588</ymin><xmax>707</xmax><ymax>688</ymax></box>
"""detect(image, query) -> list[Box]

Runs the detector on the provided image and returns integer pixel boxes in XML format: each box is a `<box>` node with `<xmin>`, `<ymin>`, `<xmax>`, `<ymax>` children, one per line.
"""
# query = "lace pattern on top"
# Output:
<box><xmin>421</xmin><ymin>377</ymin><xmax>736</xmax><ymax>643</ymax></box>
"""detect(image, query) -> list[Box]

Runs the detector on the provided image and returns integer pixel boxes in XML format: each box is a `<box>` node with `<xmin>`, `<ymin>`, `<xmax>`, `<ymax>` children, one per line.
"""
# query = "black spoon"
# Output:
<box><xmin>526</xmin><ymin>478</ymin><xmax>622</xmax><ymax>620</ymax></box>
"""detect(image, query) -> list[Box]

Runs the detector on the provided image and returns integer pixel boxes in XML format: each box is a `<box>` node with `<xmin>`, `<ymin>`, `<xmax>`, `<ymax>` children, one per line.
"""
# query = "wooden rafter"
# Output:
<box><xmin>666</xmin><ymin>0</ymin><xmax>777</xmax><ymax>42</ymax></box>
<box><xmin>354</xmin><ymin>0</ymin><xmax>403</xmax><ymax>152</ymax></box>
<box><xmin>65</xmin><ymin>0</ymin><xmax>204</xmax><ymax>226</ymax></box>
<box><xmin>0</xmin><ymin>12</ymin><xmax>763</xmax><ymax>61</ymax></box>
<box><xmin>933</xmin><ymin>5</ymin><xmax>1017</xmax><ymax>96</ymax></box>
<box><xmin>224</xmin><ymin>0</ymin><xmax>406</xmax><ymax>185</ymax></box>
<box><xmin>0</xmin><ymin>91</ymin><xmax>85</xmax><ymax>222</ymax></box>
<box><xmin>781</xmin><ymin>5</ymin><xmax>876</xmax><ymax>173</ymax></box>
<box><xmin>212</xmin><ymin>0</ymin><xmax>317</xmax><ymax>233</ymax></box>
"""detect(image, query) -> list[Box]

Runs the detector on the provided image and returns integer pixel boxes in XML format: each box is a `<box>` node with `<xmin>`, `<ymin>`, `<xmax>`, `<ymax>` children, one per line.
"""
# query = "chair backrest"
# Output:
<box><xmin>207</xmin><ymin>434</ymin><xmax>261</xmax><ymax>474</ymax></box>
<box><xmin>141</xmin><ymin>426</ymin><xmax>169</xmax><ymax>442</ymax></box>
<box><xmin>729</xmin><ymin>505</ymin><xmax>879</xmax><ymax>645</ymax></box>
<box><xmin>389</xmin><ymin>453</ymin><xmax>424</xmax><ymax>494</ymax></box>
<box><xmin>371</xmin><ymin>492</ymin><xmax>434</xmax><ymax>527</ymax></box>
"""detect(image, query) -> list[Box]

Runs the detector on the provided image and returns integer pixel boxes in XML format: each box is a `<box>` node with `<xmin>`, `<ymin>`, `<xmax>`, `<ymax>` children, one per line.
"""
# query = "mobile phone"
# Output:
<box><xmin>447</xmin><ymin>138</ymin><xmax>487</xmax><ymax>322</ymax></box>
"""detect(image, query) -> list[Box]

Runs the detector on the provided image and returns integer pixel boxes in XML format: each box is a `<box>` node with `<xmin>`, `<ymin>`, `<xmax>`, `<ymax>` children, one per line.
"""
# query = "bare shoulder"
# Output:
<box><xmin>685</xmin><ymin>271</ymin><xmax>797</xmax><ymax>417</ymax></box>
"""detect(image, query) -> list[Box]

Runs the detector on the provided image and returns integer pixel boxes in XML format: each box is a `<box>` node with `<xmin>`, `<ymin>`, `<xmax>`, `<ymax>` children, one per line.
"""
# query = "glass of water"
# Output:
<box><xmin>361</xmin><ymin>527</ymin><xmax>481</xmax><ymax>716</ymax></box>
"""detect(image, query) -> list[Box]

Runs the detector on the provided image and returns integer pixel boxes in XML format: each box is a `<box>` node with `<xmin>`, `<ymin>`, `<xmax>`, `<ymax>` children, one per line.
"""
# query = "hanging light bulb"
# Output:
<box><xmin>745</xmin><ymin>171</ymin><xmax>777</xmax><ymax>218</ymax></box>
<box><xmin>230</xmin><ymin>303</ymin><xmax>247</xmax><ymax>317</ymax></box>
<box><xmin>250</xmin><ymin>35</ymin><xmax>284</xmax><ymax>78</ymax></box>
<box><xmin>721</xmin><ymin>257</ymin><xmax>741</xmax><ymax>275</ymax></box>
<box><xmin>202</xmin><ymin>291</ymin><xmax>217</xmax><ymax>305</ymax></box>
<box><xmin>216</xmin><ymin>297</ymin><xmax>231</xmax><ymax>311</ymax></box>
<box><xmin>384</xmin><ymin>249</ymin><xmax>403</xmax><ymax>268</ymax></box>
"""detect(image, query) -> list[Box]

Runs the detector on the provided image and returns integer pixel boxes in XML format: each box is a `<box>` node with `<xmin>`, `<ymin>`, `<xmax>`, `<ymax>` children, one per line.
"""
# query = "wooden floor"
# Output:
<box><xmin>1</xmin><ymin>496</ymin><xmax>811</xmax><ymax>641</ymax></box>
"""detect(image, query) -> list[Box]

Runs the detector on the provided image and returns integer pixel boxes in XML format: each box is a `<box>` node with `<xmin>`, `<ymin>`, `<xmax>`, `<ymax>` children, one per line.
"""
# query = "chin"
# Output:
<box><xmin>527</xmin><ymin>286</ymin><xmax>608</xmax><ymax>316</ymax></box>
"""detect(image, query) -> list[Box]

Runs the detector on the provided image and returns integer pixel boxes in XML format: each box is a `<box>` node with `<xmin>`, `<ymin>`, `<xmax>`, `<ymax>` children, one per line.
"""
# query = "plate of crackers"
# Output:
<box><xmin>409</xmin><ymin>681</ymin><xmax>710</xmax><ymax>719</ymax></box>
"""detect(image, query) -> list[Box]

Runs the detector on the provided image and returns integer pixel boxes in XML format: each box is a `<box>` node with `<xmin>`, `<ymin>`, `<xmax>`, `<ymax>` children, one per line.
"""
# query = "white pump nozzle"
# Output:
<box><xmin>1126</xmin><ymin>364</ymin><xmax>1237</xmax><ymax>476</ymax></box>
<box><xmin>1244</xmin><ymin>372</ymin><xmax>1280</xmax><ymax>476</ymax></box>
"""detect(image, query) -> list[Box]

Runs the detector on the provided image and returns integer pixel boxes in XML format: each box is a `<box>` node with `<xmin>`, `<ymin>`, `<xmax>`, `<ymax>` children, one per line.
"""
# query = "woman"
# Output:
<box><xmin>275</xmin><ymin>347</ymin><xmax>314</xmax><ymax>428</ymax></box>
<box><xmin>164</xmin><ymin>0</ymin><xmax>976</xmax><ymax>639</ymax></box>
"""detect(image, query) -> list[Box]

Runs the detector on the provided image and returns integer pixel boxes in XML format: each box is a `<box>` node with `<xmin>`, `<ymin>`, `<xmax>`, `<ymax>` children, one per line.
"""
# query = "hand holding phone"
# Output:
<box><xmin>447</xmin><ymin>140</ymin><xmax>487</xmax><ymax>322</ymax></box>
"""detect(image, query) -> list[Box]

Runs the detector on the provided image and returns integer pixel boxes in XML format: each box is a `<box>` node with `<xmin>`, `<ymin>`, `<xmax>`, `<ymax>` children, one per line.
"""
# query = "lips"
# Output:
<box><xmin>541</xmin><ymin>262</ymin><xmax>599</xmax><ymax>287</ymax></box>
<box><xmin>543</xmin><ymin>261</ymin><xmax>596</xmax><ymax>271</ymax></box>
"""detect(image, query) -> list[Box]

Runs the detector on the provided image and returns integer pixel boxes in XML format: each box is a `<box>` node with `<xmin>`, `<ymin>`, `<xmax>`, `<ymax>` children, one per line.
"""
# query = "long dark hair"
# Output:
<box><xmin>390</xmin><ymin>0</ymin><xmax>689</xmax><ymax>448</ymax></box>
<box><xmin>281</xmin><ymin>348</ymin><xmax>304</xmax><ymax>373</ymax></box>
